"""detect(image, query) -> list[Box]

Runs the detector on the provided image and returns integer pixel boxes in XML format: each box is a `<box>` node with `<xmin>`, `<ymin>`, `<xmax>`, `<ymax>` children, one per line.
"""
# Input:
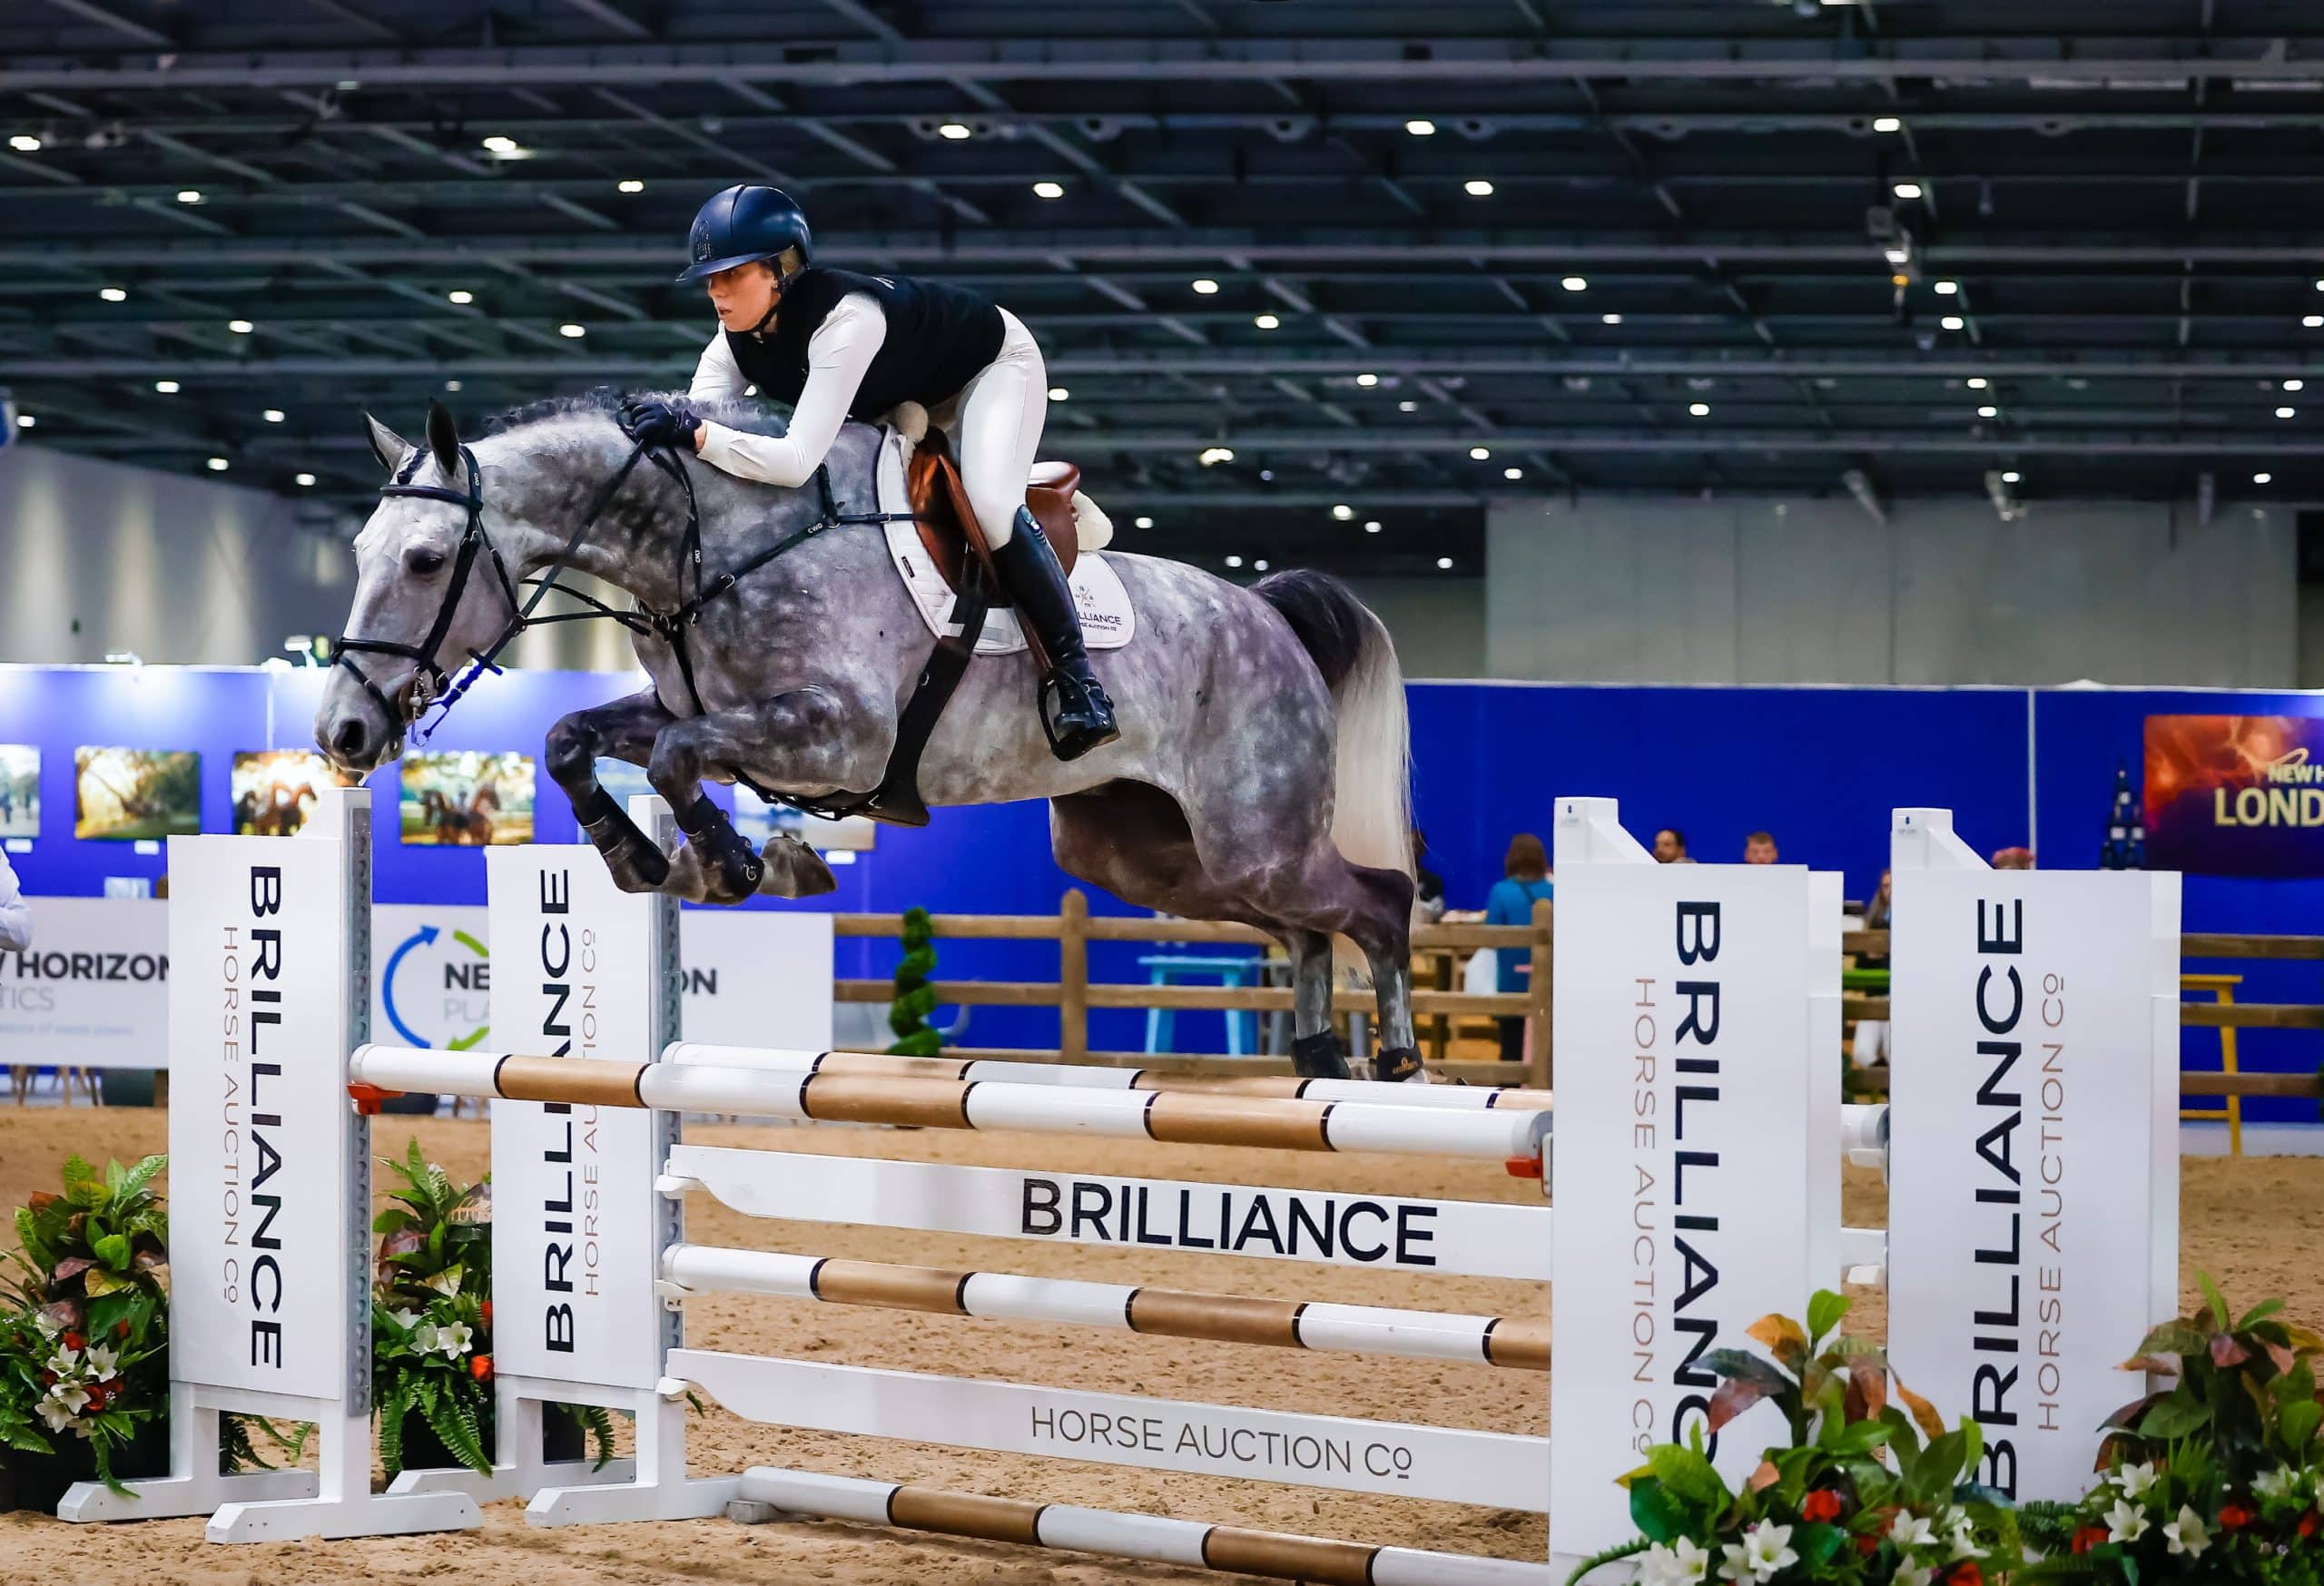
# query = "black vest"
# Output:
<box><xmin>724</xmin><ymin>267</ymin><xmax>1007</xmax><ymax>422</ymax></box>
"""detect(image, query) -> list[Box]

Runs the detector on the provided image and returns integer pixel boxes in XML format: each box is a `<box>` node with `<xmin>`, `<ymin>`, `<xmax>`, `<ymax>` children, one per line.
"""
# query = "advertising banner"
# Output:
<box><xmin>2144</xmin><ymin>714</ymin><xmax>2324</xmax><ymax>877</ymax></box>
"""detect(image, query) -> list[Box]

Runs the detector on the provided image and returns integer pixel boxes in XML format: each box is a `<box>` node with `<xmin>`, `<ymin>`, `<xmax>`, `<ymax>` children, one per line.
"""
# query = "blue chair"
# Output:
<box><xmin>1139</xmin><ymin>952</ymin><xmax>1261</xmax><ymax>1057</ymax></box>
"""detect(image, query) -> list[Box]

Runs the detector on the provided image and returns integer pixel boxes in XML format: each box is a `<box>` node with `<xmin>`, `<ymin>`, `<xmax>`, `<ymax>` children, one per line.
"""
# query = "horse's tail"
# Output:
<box><xmin>1251</xmin><ymin>570</ymin><xmax>1414</xmax><ymax>879</ymax></box>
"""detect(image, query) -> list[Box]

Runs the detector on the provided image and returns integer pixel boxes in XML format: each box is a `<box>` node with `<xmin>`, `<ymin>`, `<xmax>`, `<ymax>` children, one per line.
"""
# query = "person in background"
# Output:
<box><xmin>1411</xmin><ymin>829</ymin><xmax>1447</xmax><ymax>927</ymax></box>
<box><xmin>1992</xmin><ymin>846</ymin><xmax>2034</xmax><ymax>870</ymax></box>
<box><xmin>1861</xmin><ymin>868</ymin><xmax>1893</xmax><ymax>937</ymax></box>
<box><xmin>0</xmin><ymin>847</ymin><xmax>31</xmax><ymax>953</ymax></box>
<box><xmin>1652</xmin><ymin>827</ymin><xmax>1689</xmax><ymax>863</ymax></box>
<box><xmin>1852</xmin><ymin>866</ymin><xmax>1893</xmax><ymax>1069</ymax></box>
<box><xmin>1744</xmin><ymin>830</ymin><xmax>1779</xmax><ymax>864</ymax></box>
<box><xmin>1485</xmin><ymin>833</ymin><xmax>1554</xmax><ymax>1062</ymax></box>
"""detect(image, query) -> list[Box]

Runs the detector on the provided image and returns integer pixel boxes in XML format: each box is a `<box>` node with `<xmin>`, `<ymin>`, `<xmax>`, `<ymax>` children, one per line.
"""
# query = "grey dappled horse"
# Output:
<box><xmin>316</xmin><ymin>396</ymin><xmax>1423</xmax><ymax>1081</ymax></box>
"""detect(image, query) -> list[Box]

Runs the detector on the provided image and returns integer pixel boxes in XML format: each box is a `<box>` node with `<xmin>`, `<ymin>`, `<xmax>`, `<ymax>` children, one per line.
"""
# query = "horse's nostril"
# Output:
<box><xmin>333</xmin><ymin>718</ymin><xmax>368</xmax><ymax>759</ymax></box>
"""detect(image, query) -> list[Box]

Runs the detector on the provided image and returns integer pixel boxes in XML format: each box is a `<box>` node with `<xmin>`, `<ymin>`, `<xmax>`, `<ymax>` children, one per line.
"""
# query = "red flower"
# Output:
<box><xmin>2299</xmin><ymin>1511</ymin><xmax>2319</xmax><ymax>1539</ymax></box>
<box><xmin>480</xmin><ymin>1300</ymin><xmax>493</xmax><ymax>1326</ymax></box>
<box><xmin>2219</xmin><ymin>1502</ymin><xmax>2255</xmax><ymax>1531</ymax></box>
<box><xmin>468</xmin><ymin>1354</ymin><xmax>493</xmax><ymax>1382</ymax></box>
<box><xmin>37</xmin><ymin>1371</ymin><xmax>56</xmax><ymax>1387</ymax></box>
<box><xmin>112</xmin><ymin>1319</ymin><xmax>130</xmax><ymax>1339</ymax></box>
<box><xmin>1801</xmin><ymin>1489</ymin><xmax>1843</xmax><ymax>1524</ymax></box>
<box><xmin>1854</xmin><ymin>1532</ymin><xmax>1880</xmax><ymax>1558</ymax></box>
<box><xmin>2072</xmin><ymin>1525</ymin><xmax>2111</xmax><ymax>1554</ymax></box>
<box><xmin>1946</xmin><ymin>1565</ymin><xmax>1984</xmax><ymax>1586</ymax></box>
<box><xmin>61</xmin><ymin>1331</ymin><xmax>84</xmax><ymax>1351</ymax></box>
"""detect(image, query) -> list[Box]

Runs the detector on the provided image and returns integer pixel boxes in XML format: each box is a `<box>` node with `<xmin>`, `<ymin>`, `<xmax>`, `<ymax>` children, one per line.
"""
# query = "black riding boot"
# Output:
<box><xmin>992</xmin><ymin>507</ymin><xmax>1119</xmax><ymax>760</ymax></box>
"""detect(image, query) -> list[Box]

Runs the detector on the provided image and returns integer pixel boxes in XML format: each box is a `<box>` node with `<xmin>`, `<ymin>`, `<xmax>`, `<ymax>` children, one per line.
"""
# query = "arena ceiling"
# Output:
<box><xmin>6</xmin><ymin>1</ymin><xmax>2324</xmax><ymax>573</ymax></box>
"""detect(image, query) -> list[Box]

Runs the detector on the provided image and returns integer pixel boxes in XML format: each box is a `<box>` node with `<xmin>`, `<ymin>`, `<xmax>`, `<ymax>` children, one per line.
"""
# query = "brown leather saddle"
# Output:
<box><xmin>905</xmin><ymin>428</ymin><xmax>1082</xmax><ymax>595</ymax></box>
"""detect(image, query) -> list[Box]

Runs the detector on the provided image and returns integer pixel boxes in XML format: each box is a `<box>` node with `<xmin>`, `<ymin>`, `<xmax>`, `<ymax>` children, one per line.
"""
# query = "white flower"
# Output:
<box><xmin>2105</xmin><ymin>1498</ymin><xmax>2152</xmax><ymax>1543</ymax></box>
<box><xmin>2162</xmin><ymin>1504</ymin><xmax>2211</xmax><ymax>1557</ymax></box>
<box><xmin>36</xmin><ymin>1382</ymin><xmax>91</xmax><ymax>1431</ymax></box>
<box><xmin>84</xmin><ymin>1343</ymin><xmax>120</xmax><ymax>1382</ymax></box>
<box><xmin>428</xmin><ymin>1319</ymin><xmax>473</xmax><ymax>1359</ymax></box>
<box><xmin>409</xmin><ymin>1320</ymin><xmax>439</xmax><ymax>1355</ymax></box>
<box><xmin>1738</xmin><ymin>1522</ymin><xmax>1797</xmax><ymax>1581</ymax></box>
<box><xmin>2112</xmin><ymin>1462</ymin><xmax>2159</xmax><ymax>1499</ymax></box>
<box><xmin>2253</xmin><ymin>1465</ymin><xmax>2299</xmax><ymax>1502</ymax></box>
<box><xmin>1888</xmin><ymin>1511</ymin><xmax>1936</xmax><ymax>1550</ymax></box>
<box><xmin>1637</xmin><ymin>1537</ymin><xmax>1711</xmax><ymax>1586</ymax></box>
<box><xmin>44</xmin><ymin>1347</ymin><xmax>82</xmax><ymax>1378</ymax></box>
<box><xmin>387</xmin><ymin>1306</ymin><xmax>423</xmax><ymax>1334</ymax></box>
<box><xmin>1894</xmin><ymin>1563</ymin><xmax>1934</xmax><ymax>1586</ymax></box>
<box><xmin>1947</xmin><ymin>1521</ymin><xmax>1981</xmax><ymax>1561</ymax></box>
<box><xmin>1716</xmin><ymin>1542</ymin><xmax>1754</xmax><ymax>1585</ymax></box>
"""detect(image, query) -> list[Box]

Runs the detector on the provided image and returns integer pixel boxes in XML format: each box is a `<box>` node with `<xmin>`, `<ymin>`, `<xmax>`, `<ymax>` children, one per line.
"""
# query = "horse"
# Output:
<box><xmin>314</xmin><ymin>395</ymin><xmax>1423</xmax><ymax>1082</ymax></box>
<box><xmin>419</xmin><ymin>783</ymin><xmax>498</xmax><ymax>846</ymax></box>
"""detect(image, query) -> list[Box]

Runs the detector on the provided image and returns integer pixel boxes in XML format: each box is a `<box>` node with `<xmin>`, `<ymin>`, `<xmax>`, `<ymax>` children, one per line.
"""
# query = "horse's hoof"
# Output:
<box><xmin>681</xmin><ymin>832</ymin><xmax>762</xmax><ymax>906</ymax></box>
<box><xmin>1290</xmin><ymin>1031</ymin><xmax>1351</xmax><ymax>1080</ymax></box>
<box><xmin>756</xmin><ymin>834</ymin><xmax>837</xmax><ymax>899</ymax></box>
<box><xmin>659</xmin><ymin>844</ymin><xmax>715</xmax><ymax>904</ymax></box>
<box><xmin>1373</xmin><ymin>1046</ymin><xmax>1428</xmax><ymax>1085</ymax></box>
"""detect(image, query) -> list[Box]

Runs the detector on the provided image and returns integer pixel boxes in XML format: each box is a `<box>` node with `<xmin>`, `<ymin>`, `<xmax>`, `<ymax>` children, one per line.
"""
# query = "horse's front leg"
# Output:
<box><xmin>646</xmin><ymin>686</ymin><xmax>879</xmax><ymax>905</ymax></box>
<box><xmin>545</xmin><ymin>690</ymin><xmax>677</xmax><ymax>893</ymax></box>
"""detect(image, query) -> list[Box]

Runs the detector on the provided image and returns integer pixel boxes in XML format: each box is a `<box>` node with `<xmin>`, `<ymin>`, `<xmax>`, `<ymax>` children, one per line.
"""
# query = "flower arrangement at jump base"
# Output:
<box><xmin>2014</xmin><ymin>1276</ymin><xmax>2324</xmax><ymax>1585</ymax></box>
<box><xmin>370</xmin><ymin>1139</ymin><xmax>615</xmax><ymax>1477</ymax></box>
<box><xmin>0</xmin><ymin>1156</ymin><xmax>171</xmax><ymax>1494</ymax></box>
<box><xmin>1570</xmin><ymin>1290</ymin><xmax>2026</xmax><ymax>1586</ymax></box>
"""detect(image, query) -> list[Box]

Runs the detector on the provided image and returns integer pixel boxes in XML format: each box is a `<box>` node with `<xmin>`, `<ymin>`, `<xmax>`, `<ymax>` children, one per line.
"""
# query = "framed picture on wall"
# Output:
<box><xmin>231</xmin><ymin>749</ymin><xmax>349</xmax><ymax>837</ymax></box>
<box><xmin>74</xmin><ymin>747</ymin><xmax>202</xmax><ymax>841</ymax></box>
<box><xmin>732</xmin><ymin>795</ymin><xmax>876</xmax><ymax>853</ymax></box>
<box><xmin>399</xmin><ymin>750</ymin><xmax>537</xmax><ymax>846</ymax></box>
<box><xmin>0</xmin><ymin>745</ymin><xmax>37</xmax><ymax>839</ymax></box>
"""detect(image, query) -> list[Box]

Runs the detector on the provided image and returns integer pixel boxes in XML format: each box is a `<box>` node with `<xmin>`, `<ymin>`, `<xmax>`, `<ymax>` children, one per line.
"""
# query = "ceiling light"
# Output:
<box><xmin>1253</xmin><ymin>559</ymin><xmax>1269</xmax><ymax>572</ymax></box>
<box><xmin>2307</xmin><ymin>316</ymin><xmax>2324</xmax><ymax>329</ymax></box>
<box><xmin>1977</xmin><ymin>405</ymin><xmax>1999</xmax><ymax>418</ymax></box>
<box><xmin>1191</xmin><ymin>278</ymin><xmax>1221</xmax><ymax>296</ymax></box>
<box><xmin>1463</xmin><ymin>179</ymin><xmax>1495</xmax><ymax>197</ymax></box>
<box><xmin>7</xmin><ymin>133</ymin><xmax>40</xmax><ymax>153</ymax></box>
<box><xmin>15</xmin><ymin>414</ymin><xmax>33</xmax><ymax>429</ymax></box>
<box><xmin>1331</xmin><ymin>503</ymin><xmax>1354</xmax><ymax>520</ymax></box>
<box><xmin>1047</xmin><ymin>386</ymin><xmax>1068</xmax><ymax>401</ymax></box>
<box><xmin>445</xmin><ymin>379</ymin><xmax>462</xmax><ymax>391</ymax></box>
<box><xmin>481</xmin><ymin>135</ymin><xmax>519</xmax><ymax>153</ymax></box>
<box><xmin>1941</xmin><ymin>315</ymin><xmax>1965</xmax><ymax>330</ymax></box>
<box><xmin>1225</xmin><ymin>555</ymin><xmax>1244</xmax><ymax>568</ymax></box>
<box><xmin>447</xmin><ymin>289</ymin><xmax>474</xmax><ymax>305</ymax></box>
<box><xmin>153</xmin><ymin>379</ymin><xmax>179</xmax><ymax>393</ymax></box>
<box><xmin>1405</xmin><ymin>119</ymin><xmax>1436</xmax><ymax>136</ymax></box>
<box><xmin>99</xmin><ymin>286</ymin><xmax>126</xmax><ymax>302</ymax></box>
<box><xmin>558</xmin><ymin>322</ymin><xmax>586</xmax><ymax>338</ymax></box>
<box><xmin>1503</xmin><ymin>466</ymin><xmax>1523</xmax><ymax>479</ymax></box>
<box><xmin>1873</xmin><ymin>116</ymin><xmax>1903</xmax><ymax>133</ymax></box>
<box><xmin>1254</xmin><ymin>312</ymin><xmax>1280</xmax><ymax>330</ymax></box>
<box><xmin>262</xmin><ymin>408</ymin><xmax>284</xmax><ymax>423</ymax></box>
<box><xmin>1893</xmin><ymin>182</ymin><xmax>1924</xmax><ymax>200</ymax></box>
<box><xmin>1398</xmin><ymin>399</ymin><xmax>1418</xmax><ymax>411</ymax></box>
<box><xmin>1436</xmin><ymin>557</ymin><xmax>1455</xmax><ymax>570</ymax></box>
<box><xmin>1364</xmin><ymin>519</ymin><xmax>1381</xmax><ymax>532</ymax></box>
<box><xmin>1883</xmin><ymin>247</ymin><xmax>1908</xmax><ymax>266</ymax></box>
<box><xmin>1601</xmin><ymin>312</ymin><xmax>1622</xmax><ymax>325</ymax></box>
<box><xmin>1966</xmin><ymin>377</ymin><xmax>1988</xmax><ymax>389</ymax></box>
<box><xmin>295</xmin><ymin>472</ymin><xmax>317</xmax><ymax>487</ymax></box>
<box><xmin>1934</xmin><ymin>280</ymin><xmax>1959</xmax><ymax>296</ymax></box>
<box><xmin>2254</xmin><ymin>471</ymin><xmax>2273</xmax><ymax>485</ymax></box>
<box><xmin>2001</xmin><ymin>470</ymin><xmax>2021</xmax><ymax>484</ymax></box>
<box><xmin>1355</xmin><ymin>372</ymin><xmax>1379</xmax><ymax>387</ymax></box>
<box><xmin>2279</xmin><ymin>406</ymin><xmax>2298</xmax><ymax>419</ymax></box>
<box><xmin>1032</xmin><ymin>180</ymin><xmax>1064</xmax><ymax>199</ymax></box>
<box><xmin>176</xmin><ymin>189</ymin><xmax>202</xmax><ymax>204</ymax></box>
<box><xmin>617</xmin><ymin>178</ymin><xmax>645</xmax><ymax>193</ymax></box>
<box><xmin>206</xmin><ymin>457</ymin><xmax>228</xmax><ymax>471</ymax></box>
<box><xmin>1134</xmin><ymin>516</ymin><xmax>1154</xmax><ymax>529</ymax></box>
<box><xmin>1198</xmin><ymin>446</ymin><xmax>1234</xmax><ymax>466</ymax></box>
<box><xmin>2287</xmin><ymin>379</ymin><xmax>2307</xmax><ymax>391</ymax></box>
<box><xmin>937</xmin><ymin>123</ymin><xmax>972</xmax><ymax>140</ymax></box>
<box><xmin>1469</xmin><ymin>446</ymin><xmax>1491</xmax><ymax>459</ymax></box>
<box><xmin>229</xmin><ymin>319</ymin><xmax>253</xmax><ymax>334</ymax></box>
<box><xmin>1689</xmin><ymin>402</ymin><xmax>1710</xmax><ymax>417</ymax></box>
<box><xmin>1561</xmin><ymin>276</ymin><xmax>1588</xmax><ymax>292</ymax></box>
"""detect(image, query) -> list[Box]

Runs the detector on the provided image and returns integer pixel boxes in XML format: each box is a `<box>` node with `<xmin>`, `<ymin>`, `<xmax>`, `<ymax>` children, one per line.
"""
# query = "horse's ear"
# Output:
<box><xmin>363</xmin><ymin>412</ymin><xmax>410</xmax><ymax>474</ymax></box>
<box><xmin>425</xmin><ymin>399</ymin><xmax>461</xmax><ymax>478</ymax></box>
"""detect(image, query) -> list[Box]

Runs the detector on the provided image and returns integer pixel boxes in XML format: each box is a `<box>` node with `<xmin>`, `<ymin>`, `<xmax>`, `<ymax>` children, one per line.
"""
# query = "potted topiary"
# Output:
<box><xmin>887</xmin><ymin>906</ymin><xmax>942</xmax><ymax>1057</ymax></box>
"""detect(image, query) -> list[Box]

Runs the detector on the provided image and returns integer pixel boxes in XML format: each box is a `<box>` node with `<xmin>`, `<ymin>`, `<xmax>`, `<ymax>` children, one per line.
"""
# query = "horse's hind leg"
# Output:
<box><xmin>545</xmin><ymin>690</ymin><xmax>675</xmax><ymax>893</ymax></box>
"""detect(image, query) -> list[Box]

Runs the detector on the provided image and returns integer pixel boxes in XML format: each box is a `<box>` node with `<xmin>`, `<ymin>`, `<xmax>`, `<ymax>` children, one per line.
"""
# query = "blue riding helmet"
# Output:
<box><xmin>677</xmin><ymin>184</ymin><xmax>813</xmax><ymax>283</ymax></box>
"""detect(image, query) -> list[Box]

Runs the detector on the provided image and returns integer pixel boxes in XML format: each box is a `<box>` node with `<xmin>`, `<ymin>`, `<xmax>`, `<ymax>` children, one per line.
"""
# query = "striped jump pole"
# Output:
<box><xmin>659</xmin><ymin>1245</ymin><xmax>1551</xmax><ymax>1371</ymax></box>
<box><xmin>732</xmin><ymin>1467</ymin><xmax>1560</xmax><ymax>1586</ymax></box>
<box><xmin>668</xmin><ymin>1042</ymin><xmax>1555</xmax><ymax>1112</ymax></box>
<box><xmin>348</xmin><ymin>1048</ymin><xmax>1552</xmax><ymax>1163</ymax></box>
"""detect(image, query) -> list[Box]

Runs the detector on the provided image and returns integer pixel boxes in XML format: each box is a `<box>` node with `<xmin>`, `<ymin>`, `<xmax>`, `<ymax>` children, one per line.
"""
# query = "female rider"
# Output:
<box><xmin>619</xmin><ymin>182</ymin><xmax>1118</xmax><ymax>761</ymax></box>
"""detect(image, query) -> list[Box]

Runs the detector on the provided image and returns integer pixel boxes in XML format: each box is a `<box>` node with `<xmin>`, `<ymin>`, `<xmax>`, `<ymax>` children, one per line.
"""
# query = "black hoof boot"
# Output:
<box><xmin>680</xmin><ymin>795</ymin><xmax>763</xmax><ymax>902</ymax></box>
<box><xmin>574</xmin><ymin>784</ymin><xmax>670</xmax><ymax>889</ymax></box>
<box><xmin>1291</xmin><ymin>1030</ymin><xmax>1351</xmax><ymax>1080</ymax></box>
<box><xmin>1373</xmin><ymin>1046</ymin><xmax>1426</xmax><ymax>1084</ymax></box>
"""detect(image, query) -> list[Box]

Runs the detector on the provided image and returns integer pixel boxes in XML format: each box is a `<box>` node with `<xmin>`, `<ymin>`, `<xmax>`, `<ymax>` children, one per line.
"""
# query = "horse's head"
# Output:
<box><xmin>316</xmin><ymin>400</ymin><xmax>520</xmax><ymax>774</ymax></box>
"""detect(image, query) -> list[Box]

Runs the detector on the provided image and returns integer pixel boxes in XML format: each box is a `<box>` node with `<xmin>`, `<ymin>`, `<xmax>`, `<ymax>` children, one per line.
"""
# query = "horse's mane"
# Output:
<box><xmin>480</xmin><ymin>387</ymin><xmax>793</xmax><ymax>442</ymax></box>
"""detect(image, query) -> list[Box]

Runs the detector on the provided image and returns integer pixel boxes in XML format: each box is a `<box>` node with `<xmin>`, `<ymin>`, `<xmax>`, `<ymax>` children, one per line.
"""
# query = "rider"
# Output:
<box><xmin>620</xmin><ymin>183</ymin><xmax>1118</xmax><ymax>762</ymax></box>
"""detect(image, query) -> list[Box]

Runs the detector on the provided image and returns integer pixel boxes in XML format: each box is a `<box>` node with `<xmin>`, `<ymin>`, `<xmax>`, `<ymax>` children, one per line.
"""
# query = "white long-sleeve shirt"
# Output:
<box><xmin>0</xmin><ymin>849</ymin><xmax>31</xmax><ymax>953</ymax></box>
<box><xmin>687</xmin><ymin>293</ymin><xmax>886</xmax><ymax>488</ymax></box>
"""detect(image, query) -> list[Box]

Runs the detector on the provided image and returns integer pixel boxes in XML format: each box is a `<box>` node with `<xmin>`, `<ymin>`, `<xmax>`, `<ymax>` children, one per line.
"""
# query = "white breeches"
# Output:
<box><xmin>947</xmin><ymin>309</ymin><xmax>1047</xmax><ymax>549</ymax></box>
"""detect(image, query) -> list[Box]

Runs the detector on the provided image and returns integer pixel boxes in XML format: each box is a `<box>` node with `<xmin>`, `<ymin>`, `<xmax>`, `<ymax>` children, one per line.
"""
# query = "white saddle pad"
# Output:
<box><xmin>875</xmin><ymin>424</ymin><xmax>1135</xmax><ymax>656</ymax></box>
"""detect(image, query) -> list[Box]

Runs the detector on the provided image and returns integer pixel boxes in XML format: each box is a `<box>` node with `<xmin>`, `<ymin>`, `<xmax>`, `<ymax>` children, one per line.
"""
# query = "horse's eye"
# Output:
<box><xmin>407</xmin><ymin>547</ymin><xmax>448</xmax><ymax>577</ymax></box>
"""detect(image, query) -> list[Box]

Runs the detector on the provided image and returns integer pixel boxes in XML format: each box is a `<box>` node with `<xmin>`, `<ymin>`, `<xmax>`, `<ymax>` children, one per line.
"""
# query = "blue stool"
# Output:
<box><xmin>1139</xmin><ymin>953</ymin><xmax>1260</xmax><ymax>1057</ymax></box>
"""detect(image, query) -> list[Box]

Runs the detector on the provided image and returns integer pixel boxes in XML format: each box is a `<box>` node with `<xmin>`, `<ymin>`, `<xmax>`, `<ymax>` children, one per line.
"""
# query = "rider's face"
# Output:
<box><xmin>705</xmin><ymin>261</ymin><xmax>780</xmax><ymax>330</ymax></box>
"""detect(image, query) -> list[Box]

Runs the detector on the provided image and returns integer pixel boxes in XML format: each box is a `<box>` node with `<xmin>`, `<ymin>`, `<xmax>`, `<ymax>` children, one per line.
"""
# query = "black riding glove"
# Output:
<box><xmin>621</xmin><ymin>396</ymin><xmax>703</xmax><ymax>451</ymax></box>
